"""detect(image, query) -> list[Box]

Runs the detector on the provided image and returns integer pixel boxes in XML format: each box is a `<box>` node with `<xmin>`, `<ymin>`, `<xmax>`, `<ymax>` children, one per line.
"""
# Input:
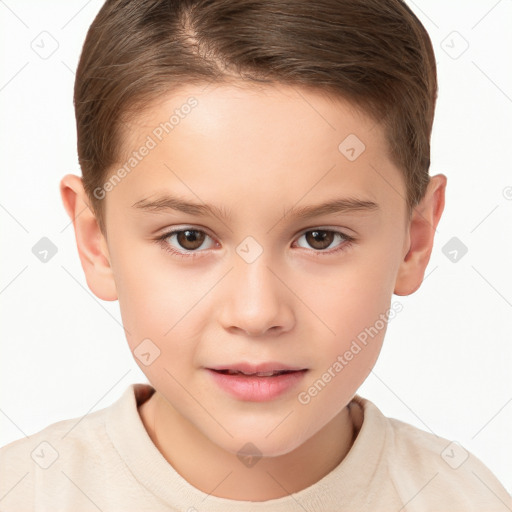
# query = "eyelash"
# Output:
<box><xmin>155</xmin><ymin>227</ymin><xmax>356</xmax><ymax>259</ymax></box>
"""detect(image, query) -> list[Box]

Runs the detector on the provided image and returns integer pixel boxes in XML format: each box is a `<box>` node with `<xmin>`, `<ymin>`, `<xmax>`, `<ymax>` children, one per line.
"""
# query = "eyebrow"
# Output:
<box><xmin>131</xmin><ymin>194</ymin><xmax>380</xmax><ymax>221</ymax></box>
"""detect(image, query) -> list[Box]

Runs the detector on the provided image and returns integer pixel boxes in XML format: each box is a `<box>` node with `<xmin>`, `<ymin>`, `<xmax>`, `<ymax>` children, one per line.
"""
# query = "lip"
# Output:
<box><xmin>208</xmin><ymin>362</ymin><xmax>307</xmax><ymax>374</ymax></box>
<box><xmin>205</xmin><ymin>366</ymin><xmax>308</xmax><ymax>402</ymax></box>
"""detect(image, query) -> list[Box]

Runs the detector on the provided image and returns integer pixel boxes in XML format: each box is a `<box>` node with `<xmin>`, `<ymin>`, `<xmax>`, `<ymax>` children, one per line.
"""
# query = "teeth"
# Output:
<box><xmin>224</xmin><ymin>369</ymin><xmax>287</xmax><ymax>376</ymax></box>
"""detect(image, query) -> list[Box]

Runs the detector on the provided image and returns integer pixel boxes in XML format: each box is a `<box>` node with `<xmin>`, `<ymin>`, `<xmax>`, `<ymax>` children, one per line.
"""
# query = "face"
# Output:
<box><xmin>99</xmin><ymin>83</ymin><xmax>410</xmax><ymax>457</ymax></box>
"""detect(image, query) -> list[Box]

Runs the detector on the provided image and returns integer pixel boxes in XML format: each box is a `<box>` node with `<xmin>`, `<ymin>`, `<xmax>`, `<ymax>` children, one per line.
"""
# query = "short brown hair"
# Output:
<box><xmin>74</xmin><ymin>0</ymin><xmax>437</xmax><ymax>235</ymax></box>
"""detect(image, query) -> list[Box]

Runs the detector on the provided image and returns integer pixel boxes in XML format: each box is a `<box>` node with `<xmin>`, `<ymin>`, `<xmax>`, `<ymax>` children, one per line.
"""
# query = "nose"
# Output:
<box><xmin>218</xmin><ymin>253</ymin><xmax>295</xmax><ymax>337</ymax></box>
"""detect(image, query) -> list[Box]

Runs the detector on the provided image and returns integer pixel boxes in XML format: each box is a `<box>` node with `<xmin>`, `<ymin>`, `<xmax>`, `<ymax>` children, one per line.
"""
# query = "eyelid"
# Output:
<box><xmin>158</xmin><ymin>225</ymin><xmax>219</xmax><ymax>251</ymax></box>
<box><xmin>154</xmin><ymin>224</ymin><xmax>217</xmax><ymax>245</ymax></box>
<box><xmin>155</xmin><ymin>223</ymin><xmax>355</xmax><ymax>239</ymax></box>
<box><xmin>155</xmin><ymin>225</ymin><xmax>356</xmax><ymax>258</ymax></box>
<box><xmin>294</xmin><ymin>224</ymin><xmax>357</xmax><ymax>238</ymax></box>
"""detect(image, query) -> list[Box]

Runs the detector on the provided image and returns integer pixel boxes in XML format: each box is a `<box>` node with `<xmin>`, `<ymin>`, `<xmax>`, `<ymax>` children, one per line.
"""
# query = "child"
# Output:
<box><xmin>1</xmin><ymin>0</ymin><xmax>510</xmax><ymax>510</ymax></box>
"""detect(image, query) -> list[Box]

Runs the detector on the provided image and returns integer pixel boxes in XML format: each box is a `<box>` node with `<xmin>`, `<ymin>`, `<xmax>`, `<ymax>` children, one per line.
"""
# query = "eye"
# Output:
<box><xmin>155</xmin><ymin>227</ymin><xmax>355</xmax><ymax>258</ymax></box>
<box><xmin>156</xmin><ymin>228</ymin><xmax>216</xmax><ymax>258</ymax></box>
<box><xmin>294</xmin><ymin>229</ymin><xmax>355</xmax><ymax>255</ymax></box>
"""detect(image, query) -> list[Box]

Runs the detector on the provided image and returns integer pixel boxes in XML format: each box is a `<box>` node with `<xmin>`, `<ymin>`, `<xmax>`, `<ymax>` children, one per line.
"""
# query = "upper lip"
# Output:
<box><xmin>207</xmin><ymin>362</ymin><xmax>307</xmax><ymax>374</ymax></box>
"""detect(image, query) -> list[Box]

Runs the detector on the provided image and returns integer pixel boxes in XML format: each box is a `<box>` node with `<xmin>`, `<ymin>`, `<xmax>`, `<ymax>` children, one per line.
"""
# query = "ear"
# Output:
<box><xmin>59</xmin><ymin>174</ymin><xmax>117</xmax><ymax>301</ymax></box>
<box><xmin>394</xmin><ymin>174</ymin><xmax>447</xmax><ymax>296</ymax></box>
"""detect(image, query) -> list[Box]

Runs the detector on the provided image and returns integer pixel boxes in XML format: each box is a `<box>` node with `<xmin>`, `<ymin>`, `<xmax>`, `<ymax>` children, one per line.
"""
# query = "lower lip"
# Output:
<box><xmin>206</xmin><ymin>369</ymin><xmax>308</xmax><ymax>402</ymax></box>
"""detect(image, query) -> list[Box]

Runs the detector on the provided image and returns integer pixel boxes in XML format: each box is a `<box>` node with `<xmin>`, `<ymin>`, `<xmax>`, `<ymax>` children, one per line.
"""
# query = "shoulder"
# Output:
<box><xmin>0</xmin><ymin>404</ymin><xmax>107</xmax><ymax>484</ymax></box>
<box><xmin>0</xmin><ymin>387</ymin><xmax>134</xmax><ymax>510</ymax></box>
<box><xmin>0</xmin><ymin>402</ymin><xmax>108</xmax><ymax>464</ymax></box>
<box><xmin>356</xmin><ymin>397</ymin><xmax>511</xmax><ymax>511</ymax></box>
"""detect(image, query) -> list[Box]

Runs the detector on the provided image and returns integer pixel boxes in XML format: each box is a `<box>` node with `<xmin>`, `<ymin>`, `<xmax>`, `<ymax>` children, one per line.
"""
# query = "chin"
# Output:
<box><xmin>210</xmin><ymin>424</ymin><xmax>308</xmax><ymax>460</ymax></box>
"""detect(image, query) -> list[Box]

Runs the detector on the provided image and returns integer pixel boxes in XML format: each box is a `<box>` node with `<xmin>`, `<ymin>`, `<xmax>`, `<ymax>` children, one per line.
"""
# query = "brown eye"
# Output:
<box><xmin>156</xmin><ymin>227</ymin><xmax>217</xmax><ymax>258</ymax></box>
<box><xmin>174</xmin><ymin>229</ymin><xmax>206</xmax><ymax>250</ymax></box>
<box><xmin>303</xmin><ymin>230</ymin><xmax>337</xmax><ymax>250</ymax></box>
<box><xmin>157</xmin><ymin>226</ymin><xmax>353</xmax><ymax>259</ymax></box>
<box><xmin>294</xmin><ymin>229</ymin><xmax>354</xmax><ymax>255</ymax></box>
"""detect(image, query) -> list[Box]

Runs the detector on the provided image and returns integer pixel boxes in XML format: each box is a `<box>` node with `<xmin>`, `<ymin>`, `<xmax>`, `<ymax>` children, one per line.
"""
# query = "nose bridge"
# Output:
<box><xmin>219</xmin><ymin>240</ymin><xmax>293</xmax><ymax>336</ymax></box>
<box><xmin>236</xmin><ymin>249</ymin><xmax>276</xmax><ymax>300</ymax></box>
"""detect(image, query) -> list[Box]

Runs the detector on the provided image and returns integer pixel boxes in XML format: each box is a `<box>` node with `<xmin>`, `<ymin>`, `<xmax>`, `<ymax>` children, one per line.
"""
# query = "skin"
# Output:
<box><xmin>60</xmin><ymin>83</ymin><xmax>446</xmax><ymax>501</ymax></box>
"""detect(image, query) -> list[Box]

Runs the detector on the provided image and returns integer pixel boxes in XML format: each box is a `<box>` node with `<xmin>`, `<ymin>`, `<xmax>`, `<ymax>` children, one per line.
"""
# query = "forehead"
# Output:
<box><xmin>108</xmin><ymin>83</ymin><xmax>406</xmax><ymax>224</ymax></box>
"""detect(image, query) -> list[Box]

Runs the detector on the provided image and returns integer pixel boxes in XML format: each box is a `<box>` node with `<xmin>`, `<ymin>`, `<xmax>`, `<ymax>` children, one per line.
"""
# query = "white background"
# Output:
<box><xmin>1</xmin><ymin>0</ymin><xmax>511</xmax><ymax>496</ymax></box>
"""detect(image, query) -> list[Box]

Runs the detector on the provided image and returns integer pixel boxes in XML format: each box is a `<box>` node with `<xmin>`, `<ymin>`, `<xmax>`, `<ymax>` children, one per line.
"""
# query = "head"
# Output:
<box><xmin>61</xmin><ymin>0</ymin><xmax>446</xmax><ymax>457</ymax></box>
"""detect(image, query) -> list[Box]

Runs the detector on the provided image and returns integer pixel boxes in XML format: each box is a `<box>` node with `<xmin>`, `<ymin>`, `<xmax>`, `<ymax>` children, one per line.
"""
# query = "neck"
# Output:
<box><xmin>139</xmin><ymin>391</ymin><xmax>356</xmax><ymax>501</ymax></box>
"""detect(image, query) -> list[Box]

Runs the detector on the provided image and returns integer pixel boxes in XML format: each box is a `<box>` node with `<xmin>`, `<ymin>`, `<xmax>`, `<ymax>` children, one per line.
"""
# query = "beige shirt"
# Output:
<box><xmin>0</xmin><ymin>383</ymin><xmax>510</xmax><ymax>511</ymax></box>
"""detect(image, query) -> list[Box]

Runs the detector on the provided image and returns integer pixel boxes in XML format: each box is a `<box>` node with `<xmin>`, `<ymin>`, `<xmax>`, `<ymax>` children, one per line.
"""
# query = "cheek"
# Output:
<box><xmin>294</xmin><ymin>269</ymin><xmax>392</xmax><ymax>432</ymax></box>
<box><xmin>111</xmin><ymin>242</ymin><xmax>203</xmax><ymax>363</ymax></box>
<box><xmin>294</xmin><ymin>241</ymin><xmax>399</xmax><ymax>396</ymax></box>
<box><xmin>300</xmin><ymin>244</ymin><xmax>398</xmax><ymax>340</ymax></box>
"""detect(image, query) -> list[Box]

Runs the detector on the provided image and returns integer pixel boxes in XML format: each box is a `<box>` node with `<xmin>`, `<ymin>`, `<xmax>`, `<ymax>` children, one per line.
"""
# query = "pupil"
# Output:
<box><xmin>178</xmin><ymin>230</ymin><xmax>204</xmax><ymax>249</ymax></box>
<box><xmin>307</xmin><ymin>230</ymin><xmax>333</xmax><ymax>250</ymax></box>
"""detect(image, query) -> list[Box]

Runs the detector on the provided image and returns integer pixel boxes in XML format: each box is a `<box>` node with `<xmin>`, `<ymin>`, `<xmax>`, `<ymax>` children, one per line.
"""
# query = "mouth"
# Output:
<box><xmin>205</xmin><ymin>363</ymin><xmax>309</xmax><ymax>401</ymax></box>
<box><xmin>207</xmin><ymin>361</ymin><xmax>308</xmax><ymax>376</ymax></box>
<box><xmin>211</xmin><ymin>369</ymin><xmax>301</xmax><ymax>377</ymax></box>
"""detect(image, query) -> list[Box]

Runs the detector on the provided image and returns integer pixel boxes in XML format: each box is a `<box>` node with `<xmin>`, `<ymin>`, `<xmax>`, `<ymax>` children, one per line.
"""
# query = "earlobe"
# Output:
<box><xmin>394</xmin><ymin>174</ymin><xmax>447</xmax><ymax>296</ymax></box>
<box><xmin>59</xmin><ymin>174</ymin><xmax>118</xmax><ymax>301</ymax></box>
